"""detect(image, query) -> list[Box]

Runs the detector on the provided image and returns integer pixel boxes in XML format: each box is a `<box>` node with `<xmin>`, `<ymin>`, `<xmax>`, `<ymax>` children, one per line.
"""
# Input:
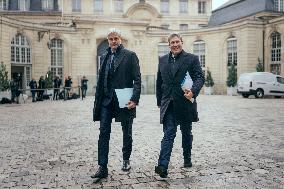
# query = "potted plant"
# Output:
<box><xmin>204</xmin><ymin>69</ymin><xmax>214</xmax><ymax>95</ymax></box>
<box><xmin>226</xmin><ymin>64</ymin><xmax>237</xmax><ymax>96</ymax></box>
<box><xmin>0</xmin><ymin>62</ymin><xmax>11</xmax><ymax>100</ymax></box>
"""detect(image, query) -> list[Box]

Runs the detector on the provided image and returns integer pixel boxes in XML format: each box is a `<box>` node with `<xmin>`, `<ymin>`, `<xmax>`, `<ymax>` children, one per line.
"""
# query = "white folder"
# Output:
<box><xmin>115</xmin><ymin>88</ymin><xmax>133</xmax><ymax>108</ymax></box>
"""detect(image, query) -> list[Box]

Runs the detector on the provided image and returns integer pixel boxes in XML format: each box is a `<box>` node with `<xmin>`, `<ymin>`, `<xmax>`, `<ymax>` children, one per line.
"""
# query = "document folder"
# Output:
<box><xmin>115</xmin><ymin>88</ymin><xmax>133</xmax><ymax>108</ymax></box>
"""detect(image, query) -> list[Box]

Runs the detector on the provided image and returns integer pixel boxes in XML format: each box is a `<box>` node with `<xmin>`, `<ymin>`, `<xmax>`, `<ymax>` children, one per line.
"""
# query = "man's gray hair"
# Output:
<box><xmin>107</xmin><ymin>28</ymin><xmax>122</xmax><ymax>38</ymax></box>
<box><xmin>167</xmin><ymin>32</ymin><xmax>183</xmax><ymax>43</ymax></box>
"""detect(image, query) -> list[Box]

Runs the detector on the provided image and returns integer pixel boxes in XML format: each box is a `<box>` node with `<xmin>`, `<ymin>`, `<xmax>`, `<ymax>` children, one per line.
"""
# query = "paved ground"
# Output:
<box><xmin>0</xmin><ymin>95</ymin><xmax>283</xmax><ymax>189</ymax></box>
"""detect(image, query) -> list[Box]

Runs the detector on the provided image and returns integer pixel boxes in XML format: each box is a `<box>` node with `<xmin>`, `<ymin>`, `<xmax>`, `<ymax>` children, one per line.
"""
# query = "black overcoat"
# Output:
<box><xmin>156</xmin><ymin>50</ymin><xmax>205</xmax><ymax>124</ymax></box>
<box><xmin>93</xmin><ymin>45</ymin><xmax>141</xmax><ymax>122</ymax></box>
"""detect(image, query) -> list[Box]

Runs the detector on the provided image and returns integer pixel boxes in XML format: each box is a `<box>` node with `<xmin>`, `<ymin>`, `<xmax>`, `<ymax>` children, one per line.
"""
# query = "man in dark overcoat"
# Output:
<box><xmin>155</xmin><ymin>33</ymin><xmax>205</xmax><ymax>178</ymax></box>
<box><xmin>92</xmin><ymin>28</ymin><xmax>141</xmax><ymax>179</ymax></box>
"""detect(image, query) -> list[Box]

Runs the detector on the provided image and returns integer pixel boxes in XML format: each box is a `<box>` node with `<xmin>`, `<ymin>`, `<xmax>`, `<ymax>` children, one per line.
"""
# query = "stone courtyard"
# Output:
<box><xmin>0</xmin><ymin>95</ymin><xmax>283</xmax><ymax>188</ymax></box>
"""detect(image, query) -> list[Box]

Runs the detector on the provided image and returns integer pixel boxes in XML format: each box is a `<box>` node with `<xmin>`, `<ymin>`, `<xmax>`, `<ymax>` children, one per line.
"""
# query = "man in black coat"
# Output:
<box><xmin>53</xmin><ymin>75</ymin><xmax>61</xmax><ymax>100</ymax></box>
<box><xmin>155</xmin><ymin>33</ymin><xmax>205</xmax><ymax>178</ymax></box>
<box><xmin>92</xmin><ymin>28</ymin><xmax>141</xmax><ymax>180</ymax></box>
<box><xmin>29</xmin><ymin>77</ymin><xmax>37</xmax><ymax>102</ymax></box>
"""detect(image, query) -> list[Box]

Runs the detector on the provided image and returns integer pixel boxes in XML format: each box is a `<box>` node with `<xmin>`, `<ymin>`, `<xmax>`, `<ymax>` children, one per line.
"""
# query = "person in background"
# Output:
<box><xmin>64</xmin><ymin>76</ymin><xmax>72</xmax><ymax>99</ymax></box>
<box><xmin>81</xmin><ymin>76</ymin><xmax>88</xmax><ymax>100</ymax></box>
<box><xmin>29</xmin><ymin>77</ymin><xmax>37</xmax><ymax>102</ymax></box>
<box><xmin>53</xmin><ymin>75</ymin><xmax>61</xmax><ymax>100</ymax></box>
<box><xmin>38</xmin><ymin>76</ymin><xmax>46</xmax><ymax>101</ymax></box>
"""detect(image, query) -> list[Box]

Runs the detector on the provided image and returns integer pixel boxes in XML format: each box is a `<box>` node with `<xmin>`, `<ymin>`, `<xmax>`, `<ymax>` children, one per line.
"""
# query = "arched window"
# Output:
<box><xmin>0</xmin><ymin>0</ymin><xmax>8</xmax><ymax>10</ymax></box>
<box><xmin>271</xmin><ymin>32</ymin><xmax>281</xmax><ymax>74</ymax></box>
<box><xmin>51</xmin><ymin>39</ymin><xmax>63</xmax><ymax>78</ymax></box>
<box><xmin>227</xmin><ymin>37</ymin><xmax>237</xmax><ymax>66</ymax></box>
<box><xmin>193</xmin><ymin>40</ymin><xmax>205</xmax><ymax>74</ymax></box>
<box><xmin>158</xmin><ymin>42</ymin><xmax>169</xmax><ymax>57</ymax></box>
<box><xmin>11</xmin><ymin>34</ymin><xmax>31</xmax><ymax>64</ymax></box>
<box><xmin>18</xmin><ymin>0</ymin><xmax>30</xmax><ymax>11</ymax></box>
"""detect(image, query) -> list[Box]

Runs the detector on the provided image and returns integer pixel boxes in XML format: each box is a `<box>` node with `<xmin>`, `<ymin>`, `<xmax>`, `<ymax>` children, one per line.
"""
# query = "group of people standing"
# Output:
<box><xmin>28</xmin><ymin>75</ymin><xmax>88</xmax><ymax>102</ymax></box>
<box><xmin>91</xmin><ymin>28</ymin><xmax>205</xmax><ymax>181</ymax></box>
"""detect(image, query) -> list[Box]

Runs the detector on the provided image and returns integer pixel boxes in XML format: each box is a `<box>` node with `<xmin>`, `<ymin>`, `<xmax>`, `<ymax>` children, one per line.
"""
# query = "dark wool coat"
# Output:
<box><xmin>93</xmin><ymin>45</ymin><xmax>141</xmax><ymax>122</ymax></box>
<box><xmin>156</xmin><ymin>50</ymin><xmax>205</xmax><ymax>124</ymax></box>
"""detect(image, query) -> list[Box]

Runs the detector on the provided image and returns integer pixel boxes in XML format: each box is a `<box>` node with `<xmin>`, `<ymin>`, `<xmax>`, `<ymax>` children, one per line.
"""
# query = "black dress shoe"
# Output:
<box><xmin>122</xmin><ymin>160</ymin><xmax>131</xmax><ymax>171</ymax></box>
<box><xmin>155</xmin><ymin>165</ymin><xmax>168</xmax><ymax>178</ymax></box>
<box><xmin>91</xmin><ymin>166</ymin><xmax>108</xmax><ymax>179</ymax></box>
<box><xmin>184</xmin><ymin>159</ymin><xmax>192</xmax><ymax>168</ymax></box>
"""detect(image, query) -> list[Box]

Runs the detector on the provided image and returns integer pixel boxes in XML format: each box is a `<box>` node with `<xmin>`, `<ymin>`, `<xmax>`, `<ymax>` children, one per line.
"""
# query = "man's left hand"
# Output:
<box><xmin>127</xmin><ymin>101</ymin><xmax>136</xmax><ymax>109</ymax></box>
<box><xmin>183</xmin><ymin>89</ymin><xmax>194</xmax><ymax>101</ymax></box>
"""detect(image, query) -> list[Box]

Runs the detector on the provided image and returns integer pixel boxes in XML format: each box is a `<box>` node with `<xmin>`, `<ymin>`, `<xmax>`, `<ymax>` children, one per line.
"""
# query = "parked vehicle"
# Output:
<box><xmin>237</xmin><ymin>72</ymin><xmax>284</xmax><ymax>98</ymax></box>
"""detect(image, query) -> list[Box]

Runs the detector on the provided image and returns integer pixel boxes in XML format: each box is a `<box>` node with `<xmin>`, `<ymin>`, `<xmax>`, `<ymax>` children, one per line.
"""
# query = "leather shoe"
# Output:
<box><xmin>155</xmin><ymin>165</ymin><xmax>168</xmax><ymax>178</ymax></box>
<box><xmin>90</xmin><ymin>166</ymin><xmax>108</xmax><ymax>179</ymax></box>
<box><xmin>122</xmin><ymin>160</ymin><xmax>131</xmax><ymax>171</ymax></box>
<box><xmin>184</xmin><ymin>159</ymin><xmax>192</xmax><ymax>168</ymax></box>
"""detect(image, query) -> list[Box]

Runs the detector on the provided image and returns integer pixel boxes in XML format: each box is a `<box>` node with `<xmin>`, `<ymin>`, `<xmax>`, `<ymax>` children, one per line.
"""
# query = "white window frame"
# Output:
<box><xmin>193</xmin><ymin>41</ymin><xmax>206</xmax><ymax>72</ymax></box>
<box><xmin>11</xmin><ymin>34</ymin><xmax>31</xmax><ymax>64</ymax></box>
<box><xmin>51</xmin><ymin>39</ymin><xmax>64</xmax><ymax>79</ymax></box>
<box><xmin>114</xmin><ymin>0</ymin><xmax>123</xmax><ymax>12</ymax></box>
<box><xmin>179</xmin><ymin>0</ymin><xmax>188</xmax><ymax>13</ymax></box>
<box><xmin>42</xmin><ymin>0</ymin><xmax>54</xmax><ymax>11</ymax></box>
<box><xmin>160</xmin><ymin>0</ymin><xmax>169</xmax><ymax>13</ymax></box>
<box><xmin>0</xmin><ymin>0</ymin><xmax>8</xmax><ymax>10</ymax></box>
<box><xmin>198</xmin><ymin>1</ymin><xmax>206</xmax><ymax>14</ymax></box>
<box><xmin>18</xmin><ymin>0</ymin><xmax>30</xmax><ymax>11</ymax></box>
<box><xmin>72</xmin><ymin>0</ymin><xmax>81</xmax><ymax>12</ymax></box>
<box><xmin>271</xmin><ymin>32</ymin><xmax>281</xmax><ymax>75</ymax></box>
<box><xmin>227</xmin><ymin>38</ymin><xmax>237</xmax><ymax>66</ymax></box>
<box><xmin>274</xmin><ymin>0</ymin><xmax>284</xmax><ymax>12</ymax></box>
<box><xmin>158</xmin><ymin>43</ymin><xmax>169</xmax><ymax>57</ymax></box>
<box><xmin>94</xmin><ymin>0</ymin><xmax>103</xmax><ymax>13</ymax></box>
<box><xmin>179</xmin><ymin>24</ymin><xmax>188</xmax><ymax>31</ymax></box>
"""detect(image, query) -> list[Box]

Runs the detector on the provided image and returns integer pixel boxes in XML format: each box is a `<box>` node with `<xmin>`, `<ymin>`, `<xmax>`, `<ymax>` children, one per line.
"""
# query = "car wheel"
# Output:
<box><xmin>242</xmin><ymin>94</ymin><xmax>249</xmax><ymax>98</ymax></box>
<box><xmin>275</xmin><ymin>96</ymin><xmax>281</xmax><ymax>99</ymax></box>
<box><xmin>255</xmin><ymin>89</ymin><xmax>264</xmax><ymax>98</ymax></box>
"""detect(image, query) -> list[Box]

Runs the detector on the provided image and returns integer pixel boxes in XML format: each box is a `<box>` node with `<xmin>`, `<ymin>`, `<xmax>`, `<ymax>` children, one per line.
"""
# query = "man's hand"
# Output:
<box><xmin>127</xmin><ymin>101</ymin><xmax>136</xmax><ymax>109</ymax></box>
<box><xmin>183</xmin><ymin>89</ymin><xmax>194</xmax><ymax>101</ymax></box>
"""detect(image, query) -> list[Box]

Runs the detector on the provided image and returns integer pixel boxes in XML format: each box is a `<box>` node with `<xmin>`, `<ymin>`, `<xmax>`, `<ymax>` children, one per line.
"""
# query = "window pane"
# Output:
<box><xmin>180</xmin><ymin>0</ymin><xmax>188</xmax><ymax>13</ymax></box>
<box><xmin>114</xmin><ymin>0</ymin><xmax>123</xmax><ymax>12</ymax></box>
<box><xmin>94</xmin><ymin>0</ymin><xmax>103</xmax><ymax>12</ymax></box>
<box><xmin>227</xmin><ymin>39</ymin><xmax>237</xmax><ymax>66</ymax></box>
<box><xmin>179</xmin><ymin>24</ymin><xmax>188</xmax><ymax>31</ymax></box>
<box><xmin>198</xmin><ymin>1</ymin><xmax>206</xmax><ymax>14</ymax></box>
<box><xmin>158</xmin><ymin>43</ymin><xmax>169</xmax><ymax>57</ymax></box>
<box><xmin>193</xmin><ymin>41</ymin><xmax>206</xmax><ymax>68</ymax></box>
<box><xmin>72</xmin><ymin>0</ymin><xmax>81</xmax><ymax>12</ymax></box>
<box><xmin>271</xmin><ymin>32</ymin><xmax>281</xmax><ymax>63</ymax></box>
<box><xmin>161</xmin><ymin>0</ymin><xmax>169</xmax><ymax>13</ymax></box>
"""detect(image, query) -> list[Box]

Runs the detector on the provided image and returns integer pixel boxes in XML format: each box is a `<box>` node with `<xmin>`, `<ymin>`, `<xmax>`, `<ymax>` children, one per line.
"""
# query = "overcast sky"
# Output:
<box><xmin>212</xmin><ymin>0</ymin><xmax>230</xmax><ymax>10</ymax></box>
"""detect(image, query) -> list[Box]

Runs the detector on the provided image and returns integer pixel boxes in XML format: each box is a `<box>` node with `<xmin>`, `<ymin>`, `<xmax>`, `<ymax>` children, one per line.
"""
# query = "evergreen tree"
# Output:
<box><xmin>205</xmin><ymin>69</ymin><xmax>214</xmax><ymax>87</ymax></box>
<box><xmin>45</xmin><ymin>71</ymin><xmax>54</xmax><ymax>89</ymax></box>
<box><xmin>226</xmin><ymin>64</ymin><xmax>237</xmax><ymax>87</ymax></box>
<box><xmin>0</xmin><ymin>63</ymin><xmax>10</xmax><ymax>91</ymax></box>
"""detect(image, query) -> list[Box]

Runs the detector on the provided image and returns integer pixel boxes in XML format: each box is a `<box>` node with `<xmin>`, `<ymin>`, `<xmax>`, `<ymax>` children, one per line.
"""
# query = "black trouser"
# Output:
<box><xmin>53</xmin><ymin>89</ymin><xmax>59</xmax><ymax>100</ymax></box>
<box><xmin>98</xmin><ymin>101</ymin><xmax>133</xmax><ymax>167</ymax></box>
<box><xmin>31</xmin><ymin>89</ymin><xmax>36</xmax><ymax>101</ymax></box>
<box><xmin>158</xmin><ymin>102</ymin><xmax>193</xmax><ymax>169</ymax></box>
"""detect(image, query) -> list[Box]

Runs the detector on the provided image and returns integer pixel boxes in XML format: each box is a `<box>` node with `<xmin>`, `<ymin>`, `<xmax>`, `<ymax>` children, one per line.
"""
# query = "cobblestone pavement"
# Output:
<box><xmin>0</xmin><ymin>95</ymin><xmax>283</xmax><ymax>189</ymax></box>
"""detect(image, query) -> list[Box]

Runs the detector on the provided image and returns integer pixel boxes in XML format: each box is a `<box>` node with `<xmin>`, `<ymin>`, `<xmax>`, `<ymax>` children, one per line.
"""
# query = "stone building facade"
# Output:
<box><xmin>0</xmin><ymin>0</ymin><xmax>283</xmax><ymax>94</ymax></box>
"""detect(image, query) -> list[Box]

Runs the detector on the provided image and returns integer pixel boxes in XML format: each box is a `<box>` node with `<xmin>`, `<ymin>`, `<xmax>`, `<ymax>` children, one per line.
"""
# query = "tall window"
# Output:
<box><xmin>114</xmin><ymin>0</ymin><xmax>123</xmax><ymax>12</ymax></box>
<box><xmin>158</xmin><ymin>43</ymin><xmax>169</xmax><ymax>57</ymax></box>
<box><xmin>271</xmin><ymin>32</ymin><xmax>281</xmax><ymax>75</ymax></box>
<box><xmin>11</xmin><ymin>34</ymin><xmax>31</xmax><ymax>64</ymax></box>
<box><xmin>0</xmin><ymin>0</ymin><xmax>8</xmax><ymax>10</ymax></box>
<box><xmin>274</xmin><ymin>0</ymin><xmax>284</xmax><ymax>12</ymax></box>
<box><xmin>42</xmin><ymin>0</ymin><xmax>54</xmax><ymax>11</ymax></box>
<box><xmin>198</xmin><ymin>1</ymin><xmax>206</xmax><ymax>14</ymax></box>
<box><xmin>72</xmin><ymin>0</ymin><xmax>81</xmax><ymax>12</ymax></box>
<box><xmin>193</xmin><ymin>41</ymin><xmax>206</xmax><ymax>74</ymax></box>
<box><xmin>227</xmin><ymin>38</ymin><xmax>237</xmax><ymax>66</ymax></box>
<box><xmin>160</xmin><ymin>0</ymin><xmax>169</xmax><ymax>13</ymax></box>
<box><xmin>51</xmin><ymin>39</ymin><xmax>63</xmax><ymax>79</ymax></box>
<box><xmin>179</xmin><ymin>24</ymin><xmax>188</xmax><ymax>31</ymax></box>
<box><xmin>94</xmin><ymin>0</ymin><xmax>103</xmax><ymax>13</ymax></box>
<box><xmin>18</xmin><ymin>0</ymin><xmax>29</xmax><ymax>11</ymax></box>
<box><xmin>180</xmin><ymin>0</ymin><xmax>188</xmax><ymax>13</ymax></box>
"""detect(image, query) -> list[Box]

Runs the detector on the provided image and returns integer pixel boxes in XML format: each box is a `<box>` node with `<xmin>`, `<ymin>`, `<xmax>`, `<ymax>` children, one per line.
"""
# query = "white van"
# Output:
<box><xmin>237</xmin><ymin>72</ymin><xmax>284</xmax><ymax>98</ymax></box>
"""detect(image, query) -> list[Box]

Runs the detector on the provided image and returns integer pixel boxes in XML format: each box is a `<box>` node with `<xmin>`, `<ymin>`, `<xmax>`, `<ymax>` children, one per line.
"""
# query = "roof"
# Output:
<box><xmin>209</xmin><ymin>0</ymin><xmax>278</xmax><ymax>26</ymax></box>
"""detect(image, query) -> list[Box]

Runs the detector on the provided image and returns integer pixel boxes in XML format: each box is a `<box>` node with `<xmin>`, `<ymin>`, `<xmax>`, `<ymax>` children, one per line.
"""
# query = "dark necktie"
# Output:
<box><xmin>171</xmin><ymin>55</ymin><xmax>176</xmax><ymax>76</ymax></box>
